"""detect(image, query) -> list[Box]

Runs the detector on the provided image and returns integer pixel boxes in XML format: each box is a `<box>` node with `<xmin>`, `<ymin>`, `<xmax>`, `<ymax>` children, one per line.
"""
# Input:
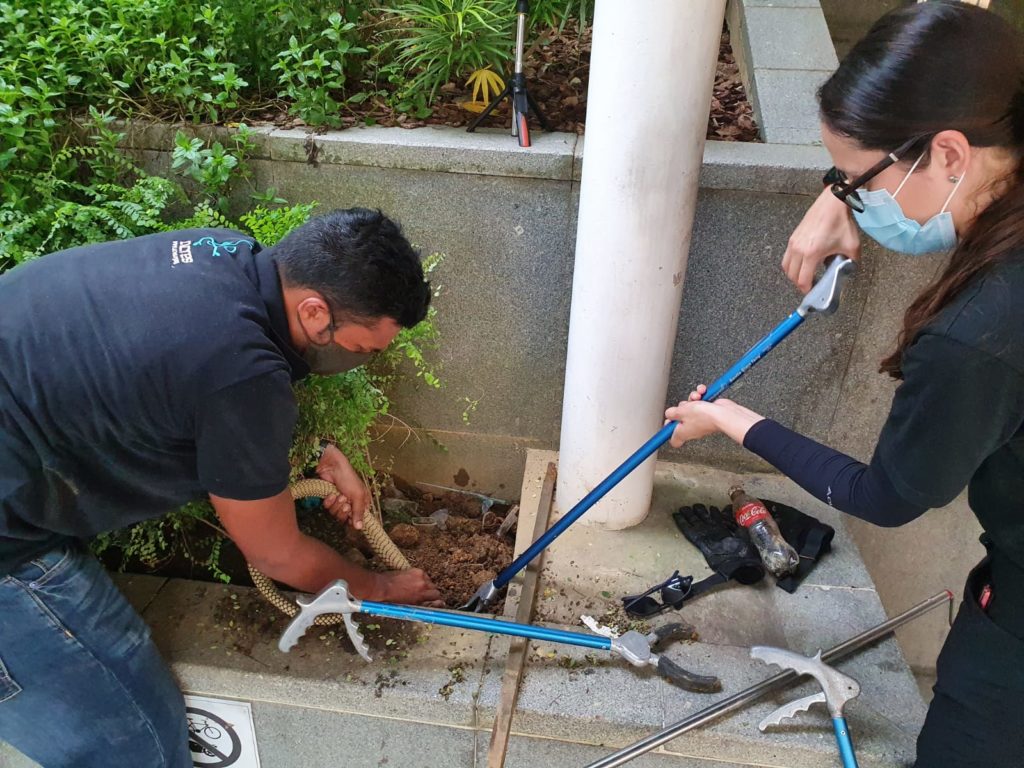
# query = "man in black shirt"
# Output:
<box><xmin>0</xmin><ymin>209</ymin><xmax>441</xmax><ymax>767</ymax></box>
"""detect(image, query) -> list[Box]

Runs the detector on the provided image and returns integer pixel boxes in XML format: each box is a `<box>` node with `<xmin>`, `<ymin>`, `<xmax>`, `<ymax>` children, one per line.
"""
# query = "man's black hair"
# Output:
<box><xmin>275</xmin><ymin>208</ymin><xmax>430</xmax><ymax>328</ymax></box>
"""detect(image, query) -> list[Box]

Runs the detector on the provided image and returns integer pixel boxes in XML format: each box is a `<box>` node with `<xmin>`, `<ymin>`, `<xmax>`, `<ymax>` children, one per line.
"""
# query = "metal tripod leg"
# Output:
<box><xmin>467</xmin><ymin>82</ymin><xmax>512</xmax><ymax>133</ymax></box>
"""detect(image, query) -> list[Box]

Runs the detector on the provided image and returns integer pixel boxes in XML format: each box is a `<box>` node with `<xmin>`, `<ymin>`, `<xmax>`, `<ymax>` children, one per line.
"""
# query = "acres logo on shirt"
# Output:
<box><xmin>170</xmin><ymin>240</ymin><xmax>193</xmax><ymax>266</ymax></box>
<box><xmin>171</xmin><ymin>237</ymin><xmax>254</xmax><ymax>266</ymax></box>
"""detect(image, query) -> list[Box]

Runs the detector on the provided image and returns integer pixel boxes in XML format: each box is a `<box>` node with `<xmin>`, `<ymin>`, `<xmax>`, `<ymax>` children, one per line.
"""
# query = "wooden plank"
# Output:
<box><xmin>485</xmin><ymin>461</ymin><xmax>557</xmax><ymax>768</ymax></box>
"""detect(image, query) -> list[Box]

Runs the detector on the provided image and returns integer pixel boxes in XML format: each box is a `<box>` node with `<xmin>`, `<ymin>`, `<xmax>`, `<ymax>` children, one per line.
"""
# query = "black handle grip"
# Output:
<box><xmin>656</xmin><ymin>656</ymin><xmax>722</xmax><ymax>693</ymax></box>
<box><xmin>649</xmin><ymin>622</ymin><xmax>697</xmax><ymax>649</ymax></box>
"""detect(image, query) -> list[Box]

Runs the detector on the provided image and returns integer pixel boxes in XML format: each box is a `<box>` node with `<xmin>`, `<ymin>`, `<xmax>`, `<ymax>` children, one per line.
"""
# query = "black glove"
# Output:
<box><xmin>762</xmin><ymin>499</ymin><xmax>835</xmax><ymax>594</ymax></box>
<box><xmin>617</xmin><ymin>503</ymin><xmax>766</xmax><ymax>617</ymax></box>
<box><xmin>673</xmin><ymin>503</ymin><xmax>765</xmax><ymax>587</ymax></box>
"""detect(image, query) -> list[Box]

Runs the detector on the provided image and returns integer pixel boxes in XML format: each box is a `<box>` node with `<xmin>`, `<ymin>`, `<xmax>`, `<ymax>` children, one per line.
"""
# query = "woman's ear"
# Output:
<box><xmin>928</xmin><ymin>130</ymin><xmax>971</xmax><ymax>181</ymax></box>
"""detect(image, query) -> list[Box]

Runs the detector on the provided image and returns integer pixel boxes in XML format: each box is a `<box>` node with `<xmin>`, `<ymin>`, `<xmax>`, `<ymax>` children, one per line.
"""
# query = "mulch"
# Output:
<box><xmin>246</xmin><ymin>25</ymin><xmax>758</xmax><ymax>143</ymax></box>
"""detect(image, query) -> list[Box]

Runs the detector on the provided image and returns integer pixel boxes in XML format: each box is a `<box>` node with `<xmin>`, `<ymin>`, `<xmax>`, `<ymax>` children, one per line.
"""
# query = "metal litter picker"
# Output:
<box><xmin>585</xmin><ymin>590</ymin><xmax>954</xmax><ymax>767</ymax></box>
<box><xmin>277</xmin><ymin>580</ymin><xmax>722</xmax><ymax>692</ymax></box>
<box><xmin>752</xmin><ymin>646</ymin><xmax>862</xmax><ymax>768</ymax></box>
<box><xmin>463</xmin><ymin>255</ymin><xmax>857</xmax><ymax>612</ymax></box>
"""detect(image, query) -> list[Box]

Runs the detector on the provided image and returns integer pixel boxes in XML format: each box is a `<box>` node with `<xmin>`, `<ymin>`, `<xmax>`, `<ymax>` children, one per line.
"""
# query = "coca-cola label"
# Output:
<box><xmin>735</xmin><ymin>501</ymin><xmax>769</xmax><ymax>528</ymax></box>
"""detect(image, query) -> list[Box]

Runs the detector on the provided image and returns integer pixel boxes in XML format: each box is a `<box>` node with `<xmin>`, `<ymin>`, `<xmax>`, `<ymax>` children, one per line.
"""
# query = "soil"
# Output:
<box><xmin>296</xmin><ymin>482</ymin><xmax>516</xmax><ymax>611</ymax></box>
<box><xmin>377</xmin><ymin>476</ymin><xmax>517</xmax><ymax>610</ymax></box>
<box><xmin>244</xmin><ymin>25</ymin><xmax>758</xmax><ymax>143</ymax></box>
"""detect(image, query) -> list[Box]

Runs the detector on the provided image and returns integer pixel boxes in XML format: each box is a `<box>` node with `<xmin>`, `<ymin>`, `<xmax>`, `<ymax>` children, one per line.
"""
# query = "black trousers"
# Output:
<box><xmin>915</xmin><ymin>557</ymin><xmax>1024</xmax><ymax>767</ymax></box>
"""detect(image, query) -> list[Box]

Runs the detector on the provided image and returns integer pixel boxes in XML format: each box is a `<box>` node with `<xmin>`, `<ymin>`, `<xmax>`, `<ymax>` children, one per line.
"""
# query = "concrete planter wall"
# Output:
<box><xmin>124</xmin><ymin>0</ymin><xmax>980</xmax><ymax>673</ymax></box>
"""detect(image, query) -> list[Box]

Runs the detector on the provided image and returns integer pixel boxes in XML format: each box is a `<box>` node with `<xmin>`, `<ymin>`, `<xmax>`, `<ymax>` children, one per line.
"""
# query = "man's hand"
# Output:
<box><xmin>782</xmin><ymin>187</ymin><xmax>861</xmax><ymax>293</ymax></box>
<box><xmin>372</xmin><ymin>568</ymin><xmax>443</xmax><ymax>606</ymax></box>
<box><xmin>211</xmin><ymin>490</ymin><xmax>442</xmax><ymax>604</ymax></box>
<box><xmin>317</xmin><ymin>444</ymin><xmax>369</xmax><ymax>530</ymax></box>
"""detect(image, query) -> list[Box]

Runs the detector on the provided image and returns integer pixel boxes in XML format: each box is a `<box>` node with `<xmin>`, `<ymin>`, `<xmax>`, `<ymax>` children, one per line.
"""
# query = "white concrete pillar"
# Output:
<box><xmin>556</xmin><ymin>0</ymin><xmax>726</xmax><ymax>529</ymax></box>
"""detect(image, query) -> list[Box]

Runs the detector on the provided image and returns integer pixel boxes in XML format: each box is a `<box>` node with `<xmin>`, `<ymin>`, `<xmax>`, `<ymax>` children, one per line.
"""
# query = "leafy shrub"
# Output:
<box><xmin>0</xmin><ymin>111</ymin><xmax>184</xmax><ymax>264</ymax></box>
<box><xmin>530</xmin><ymin>0</ymin><xmax>595</xmax><ymax>31</ymax></box>
<box><xmin>272</xmin><ymin>12</ymin><xmax>368</xmax><ymax>127</ymax></box>
<box><xmin>385</xmin><ymin>0</ymin><xmax>513</xmax><ymax>103</ymax></box>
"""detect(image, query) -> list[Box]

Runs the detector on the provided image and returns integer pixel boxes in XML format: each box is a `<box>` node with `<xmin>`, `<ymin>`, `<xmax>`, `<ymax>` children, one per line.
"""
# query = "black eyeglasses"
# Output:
<box><xmin>622</xmin><ymin>570</ymin><xmax>692</xmax><ymax>618</ymax></box>
<box><xmin>825</xmin><ymin>135</ymin><xmax>929</xmax><ymax>213</ymax></box>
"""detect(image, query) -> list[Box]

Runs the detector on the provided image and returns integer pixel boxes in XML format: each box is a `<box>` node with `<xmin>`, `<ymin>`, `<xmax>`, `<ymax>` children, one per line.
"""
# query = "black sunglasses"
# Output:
<box><xmin>622</xmin><ymin>570</ymin><xmax>692</xmax><ymax>618</ymax></box>
<box><xmin>826</xmin><ymin>135</ymin><xmax>930</xmax><ymax>213</ymax></box>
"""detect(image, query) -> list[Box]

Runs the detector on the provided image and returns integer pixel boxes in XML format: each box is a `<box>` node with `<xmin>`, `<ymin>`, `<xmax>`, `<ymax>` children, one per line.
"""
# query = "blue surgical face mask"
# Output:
<box><xmin>852</xmin><ymin>152</ymin><xmax>966</xmax><ymax>255</ymax></box>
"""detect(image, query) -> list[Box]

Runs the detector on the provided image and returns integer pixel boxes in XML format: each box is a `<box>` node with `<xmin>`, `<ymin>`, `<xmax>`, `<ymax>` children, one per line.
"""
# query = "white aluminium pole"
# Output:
<box><xmin>556</xmin><ymin>0</ymin><xmax>727</xmax><ymax>528</ymax></box>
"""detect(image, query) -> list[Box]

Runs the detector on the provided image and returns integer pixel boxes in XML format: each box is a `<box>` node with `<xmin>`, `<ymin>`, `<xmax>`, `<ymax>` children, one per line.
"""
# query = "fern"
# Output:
<box><xmin>168</xmin><ymin>202</ymin><xmax>239</xmax><ymax>231</ymax></box>
<box><xmin>240</xmin><ymin>203</ymin><xmax>318</xmax><ymax>245</ymax></box>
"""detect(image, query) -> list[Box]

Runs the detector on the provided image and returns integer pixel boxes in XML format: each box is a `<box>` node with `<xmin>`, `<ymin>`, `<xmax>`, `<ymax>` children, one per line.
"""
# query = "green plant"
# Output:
<box><xmin>141</xmin><ymin>30</ymin><xmax>250</xmax><ymax>122</ymax></box>
<box><xmin>92</xmin><ymin>500</ymin><xmax>231</xmax><ymax>583</ymax></box>
<box><xmin>386</xmin><ymin>0</ymin><xmax>512</xmax><ymax>105</ymax></box>
<box><xmin>239</xmin><ymin>202</ymin><xmax>318</xmax><ymax>245</ymax></box>
<box><xmin>272</xmin><ymin>12</ymin><xmax>368</xmax><ymax>127</ymax></box>
<box><xmin>530</xmin><ymin>0</ymin><xmax>595</xmax><ymax>31</ymax></box>
<box><xmin>0</xmin><ymin>111</ymin><xmax>184</xmax><ymax>264</ymax></box>
<box><xmin>170</xmin><ymin>126</ymin><xmax>257</xmax><ymax>211</ymax></box>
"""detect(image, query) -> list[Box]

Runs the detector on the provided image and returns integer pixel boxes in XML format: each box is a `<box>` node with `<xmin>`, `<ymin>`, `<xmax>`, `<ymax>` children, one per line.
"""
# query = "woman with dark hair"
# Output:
<box><xmin>666</xmin><ymin>2</ymin><xmax>1024</xmax><ymax>765</ymax></box>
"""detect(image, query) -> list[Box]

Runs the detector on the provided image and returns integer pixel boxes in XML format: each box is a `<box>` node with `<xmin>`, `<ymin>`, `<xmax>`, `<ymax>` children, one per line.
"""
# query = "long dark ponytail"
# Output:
<box><xmin>818</xmin><ymin>1</ymin><xmax>1024</xmax><ymax>378</ymax></box>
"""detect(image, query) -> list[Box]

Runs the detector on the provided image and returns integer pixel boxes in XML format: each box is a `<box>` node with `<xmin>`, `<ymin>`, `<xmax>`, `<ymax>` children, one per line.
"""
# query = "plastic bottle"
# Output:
<box><xmin>729</xmin><ymin>486</ymin><xmax>799</xmax><ymax>578</ymax></box>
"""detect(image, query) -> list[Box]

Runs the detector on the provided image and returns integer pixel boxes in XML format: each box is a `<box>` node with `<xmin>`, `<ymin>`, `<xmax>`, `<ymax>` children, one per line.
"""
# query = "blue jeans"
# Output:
<box><xmin>0</xmin><ymin>543</ymin><xmax>191</xmax><ymax>767</ymax></box>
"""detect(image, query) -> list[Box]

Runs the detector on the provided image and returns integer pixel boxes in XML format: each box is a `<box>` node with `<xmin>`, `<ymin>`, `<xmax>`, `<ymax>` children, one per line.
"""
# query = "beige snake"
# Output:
<box><xmin>248</xmin><ymin>477</ymin><xmax>410</xmax><ymax>626</ymax></box>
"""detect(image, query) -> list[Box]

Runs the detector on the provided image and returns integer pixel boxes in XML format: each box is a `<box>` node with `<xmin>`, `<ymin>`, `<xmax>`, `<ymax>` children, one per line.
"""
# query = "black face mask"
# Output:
<box><xmin>299</xmin><ymin>308</ymin><xmax>374</xmax><ymax>375</ymax></box>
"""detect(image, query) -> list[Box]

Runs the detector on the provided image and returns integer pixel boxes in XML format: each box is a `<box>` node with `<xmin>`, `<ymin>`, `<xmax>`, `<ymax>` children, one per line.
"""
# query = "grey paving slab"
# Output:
<box><xmin>744</xmin><ymin>7</ymin><xmax>839</xmax><ymax>71</ymax></box>
<box><xmin>268</xmin><ymin>125</ymin><xmax>577</xmax><ymax>180</ymax></box>
<box><xmin>579</xmin><ymin>140</ymin><xmax>830</xmax><ymax>196</ymax></box>
<box><xmin>251</xmin><ymin>701</ymin><xmax>476</xmax><ymax>768</ymax></box>
<box><xmin>478</xmin><ymin>733</ymin><xmax>751</xmax><ymax>767</ymax></box>
<box><xmin>658</xmin><ymin>641</ymin><xmax>922</xmax><ymax>768</ymax></box>
<box><xmin>475</xmin><ymin>622</ymin><xmax>921</xmax><ymax>766</ymax></box>
<box><xmin>699</xmin><ymin>140</ymin><xmax>829</xmax><ymax>194</ymax></box>
<box><xmin>111</xmin><ymin>572</ymin><xmax>168</xmax><ymax>614</ymax></box>
<box><xmin>498</xmin><ymin>450</ymin><xmax>925</xmax><ymax>765</ymax></box>
<box><xmin>118</xmin><ymin>119</ymin><xmax>277</xmax><ymax>158</ymax></box>
<box><xmin>530</xmin><ymin>457</ymin><xmax>876</xmax><ymax>639</ymax></box>
<box><xmin>142</xmin><ymin>579</ymin><xmax>492</xmax><ymax>728</ymax></box>
<box><xmin>481</xmin><ymin>626</ymin><xmax>666</xmax><ymax>746</ymax></box>
<box><xmin>752</xmin><ymin>69</ymin><xmax>832</xmax><ymax>145</ymax></box>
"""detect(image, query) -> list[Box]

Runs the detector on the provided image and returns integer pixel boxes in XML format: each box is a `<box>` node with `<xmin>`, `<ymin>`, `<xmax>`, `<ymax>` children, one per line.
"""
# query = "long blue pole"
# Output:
<box><xmin>493</xmin><ymin>309</ymin><xmax>806</xmax><ymax>590</ymax></box>
<box><xmin>832</xmin><ymin>717</ymin><xmax>859</xmax><ymax>768</ymax></box>
<box><xmin>361</xmin><ymin>600</ymin><xmax>613</xmax><ymax>650</ymax></box>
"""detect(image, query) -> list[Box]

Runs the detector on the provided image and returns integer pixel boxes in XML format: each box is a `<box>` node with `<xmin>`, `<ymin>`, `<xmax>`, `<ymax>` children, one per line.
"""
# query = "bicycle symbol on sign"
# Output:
<box><xmin>186</xmin><ymin>707</ymin><xmax>243</xmax><ymax>767</ymax></box>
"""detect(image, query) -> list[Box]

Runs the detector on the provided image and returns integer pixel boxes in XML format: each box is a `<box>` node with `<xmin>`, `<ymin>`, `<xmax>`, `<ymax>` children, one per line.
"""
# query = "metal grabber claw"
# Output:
<box><xmin>280</xmin><ymin>581</ymin><xmax>721</xmax><ymax>692</ymax></box>
<box><xmin>278</xmin><ymin>581</ymin><xmax>371</xmax><ymax>660</ymax></box>
<box><xmin>751</xmin><ymin>645</ymin><xmax>861</xmax><ymax>768</ymax></box>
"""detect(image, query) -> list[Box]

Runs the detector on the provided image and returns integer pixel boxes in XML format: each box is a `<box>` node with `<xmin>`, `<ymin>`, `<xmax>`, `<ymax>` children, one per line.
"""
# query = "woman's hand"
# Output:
<box><xmin>316</xmin><ymin>444</ymin><xmax>369</xmax><ymax>530</ymax></box>
<box><xmin>665</xmin><ymin>384</ymin><xmax>766</xmax><ymax>447</ymax></box>
<box><xmin>782</xmin><ymin>187</ymin><xmax>861</xmax><ymax>293</ymax></box>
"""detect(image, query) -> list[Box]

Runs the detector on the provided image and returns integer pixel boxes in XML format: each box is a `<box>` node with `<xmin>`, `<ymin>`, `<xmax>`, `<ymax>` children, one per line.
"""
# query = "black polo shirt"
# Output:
<box><xmin>873</xmin><ymin>259</ymin><xmax>1024</xmax><ymax>631</ymax></box>
<box><xmin>0</xmin><ymin>229</ymin><xmax>309</xmax><ymax>574</ymax></box>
